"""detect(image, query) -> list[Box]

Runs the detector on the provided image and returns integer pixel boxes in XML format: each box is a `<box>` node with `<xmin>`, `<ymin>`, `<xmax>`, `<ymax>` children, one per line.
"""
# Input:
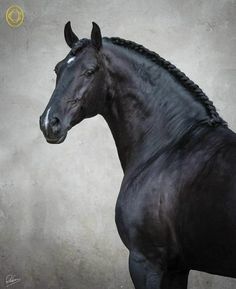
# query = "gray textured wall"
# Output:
<box><xmin>0</xmin><ymin>0</ymin><xmax>236</xmax><ymax>288</ymax></box>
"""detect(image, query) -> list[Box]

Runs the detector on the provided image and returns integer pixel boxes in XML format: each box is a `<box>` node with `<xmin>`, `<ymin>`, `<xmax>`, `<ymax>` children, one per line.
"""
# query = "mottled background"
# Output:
<box><xmin>0</xmin><ymin>0</ymin><xmax>235</xmax><ymax>288</ymax></box>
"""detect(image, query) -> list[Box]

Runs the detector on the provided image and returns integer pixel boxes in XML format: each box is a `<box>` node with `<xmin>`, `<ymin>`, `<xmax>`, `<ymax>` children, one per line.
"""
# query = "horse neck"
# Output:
<box><xmin>101</xmin><ymin>42</ymin><xmax>209</xmax><ymax>173</ymax></box>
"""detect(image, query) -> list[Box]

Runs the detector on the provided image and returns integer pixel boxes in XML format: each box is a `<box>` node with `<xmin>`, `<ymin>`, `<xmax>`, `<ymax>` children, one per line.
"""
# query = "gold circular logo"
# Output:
<box><xmin>5</xmin><ymin>5</ymin><xmax>24</xmax><ymax>28</ymax></box>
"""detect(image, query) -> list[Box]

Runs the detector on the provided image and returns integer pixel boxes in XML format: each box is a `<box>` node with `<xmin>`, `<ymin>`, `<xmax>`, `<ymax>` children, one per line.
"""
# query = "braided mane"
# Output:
<box><xmin>107</xmin><ymin>37</ymin><xmax>227</xmax><ymax>127</ymax></box>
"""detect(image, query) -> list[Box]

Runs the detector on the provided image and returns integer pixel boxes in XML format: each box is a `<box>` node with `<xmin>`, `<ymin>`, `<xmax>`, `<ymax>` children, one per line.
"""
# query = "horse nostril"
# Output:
<box><xmin>49</xmin><ymin>117</ymin><xmax>61</xmax><ymax>135</ymax></box>
<box><xmin>50</xmin><ymin>117</ymin><xmax>60</xmax><ymax>127</ymax></box>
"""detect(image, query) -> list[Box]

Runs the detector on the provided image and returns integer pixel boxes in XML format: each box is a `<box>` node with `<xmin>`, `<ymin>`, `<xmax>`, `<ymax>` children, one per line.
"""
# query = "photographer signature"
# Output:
<box><xmin>5</xmin><ymin>274</ymin><xmax>21</xmax><ymax>287</ymax></box>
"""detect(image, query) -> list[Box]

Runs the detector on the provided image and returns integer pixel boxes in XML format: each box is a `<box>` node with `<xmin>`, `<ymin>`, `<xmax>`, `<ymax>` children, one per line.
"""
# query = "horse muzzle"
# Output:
<box><xmin>45</xmin><ymin>133</ymin><xmax>67</xmax><ymax>144</ymax></box>
<box><xmin>39</xmin><ymin>113</ymin><xmax>67</xmax><ymax>144</ymax></box>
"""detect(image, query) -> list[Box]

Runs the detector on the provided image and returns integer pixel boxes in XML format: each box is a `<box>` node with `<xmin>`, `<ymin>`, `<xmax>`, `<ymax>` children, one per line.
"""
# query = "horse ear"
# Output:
<box><xmin>91</xmin><ymin>22</ymin><xmax>102</xmax><ymax>50</ymax></box>
<box><xmin>64</xmin><ymin>21</ymin><xmax>79</xmax><ymax>48</ymax></box>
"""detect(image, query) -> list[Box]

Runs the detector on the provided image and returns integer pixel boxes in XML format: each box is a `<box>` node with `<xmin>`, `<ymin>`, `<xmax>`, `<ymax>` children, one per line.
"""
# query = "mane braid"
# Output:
<box><xmin>108</xmin><ymin>37</ymin><xmax>227</xmax><ymax>127</ymax></box>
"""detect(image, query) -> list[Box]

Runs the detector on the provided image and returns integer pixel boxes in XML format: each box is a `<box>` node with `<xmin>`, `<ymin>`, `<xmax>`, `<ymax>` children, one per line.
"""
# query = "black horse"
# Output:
<box><xmin>40</xmin><ymin>22</ymin><xmax>236</xmax><ymax>289</ymax></box>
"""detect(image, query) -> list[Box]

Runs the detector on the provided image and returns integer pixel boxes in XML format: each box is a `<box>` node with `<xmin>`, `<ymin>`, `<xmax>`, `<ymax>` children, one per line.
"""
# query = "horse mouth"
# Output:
<box><xmin>46</xmin><ymin>133</ymin><xmax>67</xmax><ymax>144</ymax></box>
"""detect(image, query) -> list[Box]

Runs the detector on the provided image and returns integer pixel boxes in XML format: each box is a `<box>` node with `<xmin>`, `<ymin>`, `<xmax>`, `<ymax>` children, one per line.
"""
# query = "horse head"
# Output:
<box><xmin>40</xmin><ymin>22</ymin><xmax>108</xmax><ymax>144</ymax></box>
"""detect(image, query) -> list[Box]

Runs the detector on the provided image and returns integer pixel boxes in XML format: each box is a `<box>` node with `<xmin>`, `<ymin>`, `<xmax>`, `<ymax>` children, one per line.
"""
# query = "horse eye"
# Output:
<box><xmin>84</xmin><ymin>69</ymin><xmax>95</xmax><ymax>77</ymax></box>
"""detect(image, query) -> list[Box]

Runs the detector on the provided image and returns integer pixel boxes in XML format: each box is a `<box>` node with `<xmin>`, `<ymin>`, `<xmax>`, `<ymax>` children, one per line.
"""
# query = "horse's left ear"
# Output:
<box><xmin>91</xmin><ymin>22</ymin><xmax>102</xmax><ymax>50</ymax></box>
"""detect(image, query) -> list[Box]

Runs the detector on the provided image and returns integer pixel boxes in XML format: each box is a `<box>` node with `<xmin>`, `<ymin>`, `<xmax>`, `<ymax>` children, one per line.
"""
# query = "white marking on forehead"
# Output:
<box><xmin>67</xmin><ymin>56</ymin><xmax>75</xmax><ymax>64</ymax></box>
<box><xmin>44</xmin><ymin>107</ymin><xmax>51</xmax><ymax>131</ymax></box>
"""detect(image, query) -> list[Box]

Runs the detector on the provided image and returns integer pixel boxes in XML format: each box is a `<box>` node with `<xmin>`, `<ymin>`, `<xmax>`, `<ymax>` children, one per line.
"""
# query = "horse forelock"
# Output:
<box><xmin>70</xmin><ymin>38</ymin><xmax>91</xmax><ymax>55</ymax></box>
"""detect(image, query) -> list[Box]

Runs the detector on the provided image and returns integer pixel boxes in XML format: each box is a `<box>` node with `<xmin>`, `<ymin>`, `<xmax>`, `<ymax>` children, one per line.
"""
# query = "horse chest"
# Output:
<box><xmin>115</xmin><ymin>172</ymin><xmax>176</xmax><ymax>251</ymax></box>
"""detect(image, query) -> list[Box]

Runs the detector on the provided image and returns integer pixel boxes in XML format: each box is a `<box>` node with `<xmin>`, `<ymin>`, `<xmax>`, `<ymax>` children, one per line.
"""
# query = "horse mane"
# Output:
<box><xmin>105</xmin><ymin>37</ymin><xmax>227</xmax><ymax>128</ymax></box>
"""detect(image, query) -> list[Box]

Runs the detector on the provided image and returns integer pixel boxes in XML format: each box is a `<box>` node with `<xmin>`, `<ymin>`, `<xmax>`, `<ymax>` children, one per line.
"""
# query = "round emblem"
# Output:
<box><xmin>5</xmin><ymin>5</ymin><xmax>24</xmax><ymax>28</ymax></box>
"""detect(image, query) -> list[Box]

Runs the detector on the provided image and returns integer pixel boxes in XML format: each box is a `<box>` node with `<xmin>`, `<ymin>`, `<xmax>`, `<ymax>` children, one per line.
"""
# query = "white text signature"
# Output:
<box><xmin>5</xmin><ymin>274</ymin><xmax>21</xmax><ymax>287</ymax></box>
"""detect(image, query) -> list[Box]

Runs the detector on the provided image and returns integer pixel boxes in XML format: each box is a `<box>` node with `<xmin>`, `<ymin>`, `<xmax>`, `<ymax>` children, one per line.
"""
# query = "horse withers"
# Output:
<box><xmin>40</xmin><ymin>22</ymin><xmax>236</xmax><ymax>289</ymax></box>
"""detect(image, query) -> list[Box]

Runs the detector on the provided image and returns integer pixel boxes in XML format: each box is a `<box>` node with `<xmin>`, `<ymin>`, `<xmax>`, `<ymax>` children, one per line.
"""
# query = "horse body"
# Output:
<box><xmin>178</xmin><ymin>128</ymin><xmax>236</xmax><ymax>277</ymax></box>
<box><xmin>116</xmin><ymin>126</ymin><xmax>236</xmax><ymax>280</ymax></box>
<box><xmin>40</xmin><ymin>22</ymin><xmax>236</xmax><ymax>288</ymax></box>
